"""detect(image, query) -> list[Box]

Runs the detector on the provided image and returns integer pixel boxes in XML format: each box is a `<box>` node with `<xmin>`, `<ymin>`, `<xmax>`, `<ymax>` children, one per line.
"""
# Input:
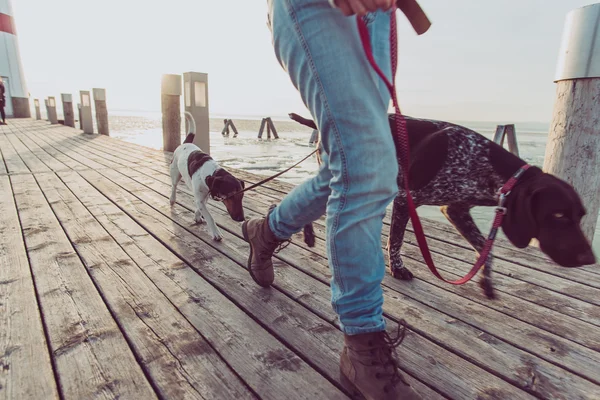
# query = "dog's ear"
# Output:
<box><xmin>502</xmin><ymin>184</ymin><xmax>538</xmax><ymax>248</ymax></box>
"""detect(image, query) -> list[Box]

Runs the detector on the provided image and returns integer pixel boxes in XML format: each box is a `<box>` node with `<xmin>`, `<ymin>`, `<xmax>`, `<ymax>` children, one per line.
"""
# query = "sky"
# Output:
<box><xmin>11</xmin><ymin>0</ymin><xmax>596</xmax><ymax>122</ymax></box>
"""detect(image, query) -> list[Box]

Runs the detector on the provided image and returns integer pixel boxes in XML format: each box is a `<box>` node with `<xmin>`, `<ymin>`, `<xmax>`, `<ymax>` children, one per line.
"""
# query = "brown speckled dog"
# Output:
<box><xmin>289</xmin><ymin>113</ymin><xmax>596</xmax><ymax>299</ymax></box>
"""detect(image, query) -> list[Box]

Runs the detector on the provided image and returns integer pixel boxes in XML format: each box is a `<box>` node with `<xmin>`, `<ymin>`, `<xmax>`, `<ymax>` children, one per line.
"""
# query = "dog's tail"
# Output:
<box><xmin>288</xmin><ymin>112</ymin><xmax>317</xmax><ymax>130</ymax></box>
<box><xmin>183</xmin><ymin>111</ymin><xmax>197</xmax><ymax>143</ymax></box>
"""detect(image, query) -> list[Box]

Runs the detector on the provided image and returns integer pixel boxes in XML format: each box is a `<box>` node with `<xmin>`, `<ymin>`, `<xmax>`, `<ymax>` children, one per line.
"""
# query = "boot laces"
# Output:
<box><xmin>371</xmin><ymin>320</ymin><xmax>410</xmax><ymax>391</ymax></box>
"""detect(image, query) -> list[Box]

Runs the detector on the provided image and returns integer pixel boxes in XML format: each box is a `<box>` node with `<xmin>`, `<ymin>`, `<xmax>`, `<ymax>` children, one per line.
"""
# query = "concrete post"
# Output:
<box><xmin>80</xmin><ymin>91</ymin><xmax>94</xmax><ymax>134</ymax></box>
<box><xmin>93</xmin><ymin>88</ymin><xmax>109</xmax><ymax>135</ymax></box>
<box><xmin>543</xmin><ymin>3</ymin><xmax>600</xmax><ymax>242</ymax></box>
<box><xmin>44</xmin><ymin>99</ymin><xmax>49</xmax><ymax>121</ymax></box>
<box><xmin>34</xmin><ymin>99</ymin><xmax>41</xmax><ymax>120</ymax></box>
<box><xmin>183</xmin><ymin>72</ymin><xmax>210</xmax><ymax>154</ymax></box>
<box><xmin>61</xmin><ymin>93</ymin><xmax>75</xmax><ymax>127</ymax></box>
<box><xmin>77</xmin><ymin>103</ymin><xmax>83</xmax><ymax>130</ymax></box>
<box><xmin>161</xmin><ymin>74</ymin><xmax>182</xmax><ymax>152</ymax></box>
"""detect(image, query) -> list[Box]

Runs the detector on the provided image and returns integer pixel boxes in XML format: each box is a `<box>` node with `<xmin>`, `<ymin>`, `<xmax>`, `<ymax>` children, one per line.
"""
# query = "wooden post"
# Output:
<box><xmin>221</xmin><ymin>119</ymin><xmax>230</xmax><ymax>137</ymax></box>
<box><xmin>93</xmin><ymin>88</ymin><xmax>109</xmax><ymax>135</ymax></box>
<box><xmin>493</xmin><ymin>124</ymin><xmax>519</xmax><ymax>156</ymax></box>
<box><xmin>543</xmin><ymin>3</ymin><xmax>600</xmax><ymax>242</ymax></box>
<box><xmin>77</xmin><ymin>104</ymin><xmax>82</xmax><ymax>130</ymax></box>
<box><xmin>229</xmin><ymin>120</ymin><xmax>239</xmax><ymax>138</ymax></box>
<box><xmin>161</xmin><ymin>74</ymin><xmax>182</xmax><ymax>152</ymax></box>
<box><xmin>267</xmin><ymin>117</ymin><xmax>279</xmax><ymax>139</ymax></box>
<box><xmin>61</xmin><ymin>94</ymin><xmax>75</xmax><ymax>127</ymax></box>
<box><xmin>47</xmin><ymin>97</ymin><xmax>58</xmax><ymax>124</ymax></box>
<box><xmin>183</xmin><ymin>72</ymin><xmax>210</xmax><ymax>153</ymax></box>
<box><xmin>80</xmin><ymin>91</ymin><xmax>94</xmax><ymax>134</ymax></box>
<box><xmin>34</xmin><ymin>99</ymin><xmax>41</xmax><ymax>120</ymax></box>
<box><xmin>257</xmin><ymin>118</ymin><xmax>267</xmax><ymax>139</ymax></box>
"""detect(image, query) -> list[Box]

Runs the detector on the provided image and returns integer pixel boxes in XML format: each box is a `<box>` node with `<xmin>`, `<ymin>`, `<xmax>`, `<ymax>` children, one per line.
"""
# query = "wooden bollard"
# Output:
<box><xmin>47</xmin><ymin>97</ymin><xmax>58</xmax><ymax>124</ymax></box>
<box><xmin>34</xmin><ymin>99</ymin><xmax>41</xmax><ymax>120</ymax></box>
<box><xmin>183</xmin><ymin>72</ymin><xmax>210</xmax><ymax>154</ymax></box>
<box><xmin>93</xmin><ymin>88</ymin><xmax>109</xmax><ymax>135</ymax></box>
<box><xmin>543</xmin><ymin>3</ymin><xmax>600</xmax><ymax>242</ymax></box>
<box><xmin>77</xmin><ymin>103</ymin><xmax>83</xmax><ymax>130</ymax></box>
<box><xmin>161</xmin><ymin>74</ymin><xmax>182</xmax><ymax>152</ymax></box>
<box><xmin>80</xmin><ymin>91</ymin><xmax>94</xmax><ymax>134</ymax></box>
<box><xmin>61</xmin><ymin>94</ymin><xmax>75</xmax><ymax>127</ymax></box>
<box><xmin>493</xmin><ymin>124</ymin><xmax>519</xmax><ymax>156</ymax></box>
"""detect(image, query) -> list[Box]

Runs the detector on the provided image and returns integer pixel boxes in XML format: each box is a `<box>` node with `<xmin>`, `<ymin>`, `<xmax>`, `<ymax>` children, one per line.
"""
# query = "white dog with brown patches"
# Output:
<box><xmin>170</xmin><ymin>112</ymin><xmax>246</xmax><ymax>241</ymax></box>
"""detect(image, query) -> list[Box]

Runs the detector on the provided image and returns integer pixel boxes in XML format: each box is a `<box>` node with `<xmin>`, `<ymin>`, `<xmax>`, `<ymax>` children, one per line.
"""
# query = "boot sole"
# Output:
<box><xmin>339</xmin><ymin>369</ymin><xmax>367</xmax><ymax>400</ymax></box>
<box><xmin>242</xmin><ymin>221</ymin><xmax>272</xmax><ymax>288</ymax></box>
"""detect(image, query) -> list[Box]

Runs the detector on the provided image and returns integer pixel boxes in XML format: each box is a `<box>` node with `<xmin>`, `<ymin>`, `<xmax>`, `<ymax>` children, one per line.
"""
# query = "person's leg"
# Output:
<box><xmin>244</xmin><ymin>3</ymin><xmax>422</xmax><ymax>398</ymax></box>
<box><xmin>268</xmin><ymin>0</ymin><xmax>396</xmax><ymax>333</ymax></box>
<box><xmin>0</xmin><ymin>105</ymin><xmax>5</xmax><ymax>123</ymax></box>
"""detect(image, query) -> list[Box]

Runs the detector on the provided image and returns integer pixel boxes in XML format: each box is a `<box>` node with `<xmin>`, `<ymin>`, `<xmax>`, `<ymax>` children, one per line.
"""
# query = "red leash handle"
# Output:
<box><xmin>356</xmin><ymin>10</ymin><xmax>529</xmax><ymax>285</ymax></box>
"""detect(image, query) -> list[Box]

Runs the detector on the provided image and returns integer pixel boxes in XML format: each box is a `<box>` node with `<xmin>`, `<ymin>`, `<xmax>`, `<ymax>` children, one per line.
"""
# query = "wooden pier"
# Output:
<box><xmin>1</xmin><ymin>119</ymin><xmax>599</xmax><ymax>399</ymax></box>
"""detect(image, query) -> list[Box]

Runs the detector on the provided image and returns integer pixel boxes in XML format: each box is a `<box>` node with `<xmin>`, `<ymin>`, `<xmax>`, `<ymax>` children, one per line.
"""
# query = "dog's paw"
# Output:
<box><xmin>391</xmin><ymin>266</ymin><xmax>414</xmax><ymax>281</ymax></box>
<box><xmin>212</xmin><ymin>234</ymin><xmax>223</xmax><ymax>242</ymax></box>
<box><xmin>479</xmin><ymin>277</ymin><xmax>496</xmax><ymax>300</ymax></box>
<box><xmin>169</xmin><ymin>197</ymin><xmax>176</xmax><ymax>206</ymax></box>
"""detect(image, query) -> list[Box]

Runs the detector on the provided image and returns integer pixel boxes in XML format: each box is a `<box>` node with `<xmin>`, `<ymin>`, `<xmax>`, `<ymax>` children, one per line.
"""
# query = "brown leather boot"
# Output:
<box><xmin>241</xmin><ymin>216</ymin><xmax>288</xmax><ymax>287</ymax></box>
<box><xmin>340</xmin><ymin>322</ymin><xmax>421</xmax><ymax>400</ymax></box>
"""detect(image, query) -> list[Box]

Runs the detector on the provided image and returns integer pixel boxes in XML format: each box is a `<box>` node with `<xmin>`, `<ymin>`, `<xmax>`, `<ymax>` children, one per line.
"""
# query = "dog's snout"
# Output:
<box><xmin>577</xmin><ymin>250</ymin><xmax>596</xmax><ymax>266</ymax></box>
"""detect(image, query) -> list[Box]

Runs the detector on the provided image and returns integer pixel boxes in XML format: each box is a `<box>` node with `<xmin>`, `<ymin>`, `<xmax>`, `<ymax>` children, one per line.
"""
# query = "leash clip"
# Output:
<box><xmin>495</xmin><ymin>206</ymin><xmax>507</xmax><ymax>215</ymax></box>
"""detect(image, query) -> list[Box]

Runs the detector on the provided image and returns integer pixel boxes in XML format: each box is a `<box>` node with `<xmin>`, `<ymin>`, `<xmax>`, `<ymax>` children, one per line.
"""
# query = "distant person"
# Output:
<box><xmin>0</xmin><ymin>77</ymin><xmax>6</xmax><ymax>125</ymax></box>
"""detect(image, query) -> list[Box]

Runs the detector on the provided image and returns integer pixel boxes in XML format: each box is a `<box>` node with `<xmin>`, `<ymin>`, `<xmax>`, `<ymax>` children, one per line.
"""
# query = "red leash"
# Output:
<box><xmin>356</xmin><ymin>9</ymin><xmax>530</xmax><ymax>285</ymax></box>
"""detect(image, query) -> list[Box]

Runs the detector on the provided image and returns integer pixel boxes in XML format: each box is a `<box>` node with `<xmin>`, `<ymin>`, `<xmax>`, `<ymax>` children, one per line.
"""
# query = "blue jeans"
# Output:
<box><xmin>266</xmin><ymin>0</ymin><xmax>398</xmax><ymax>335</ymax></box>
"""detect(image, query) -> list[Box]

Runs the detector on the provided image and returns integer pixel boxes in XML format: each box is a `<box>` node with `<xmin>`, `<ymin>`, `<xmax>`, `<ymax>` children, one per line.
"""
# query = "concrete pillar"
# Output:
<box><xmin>543</xmin><ymin>3</ymin><xmax>600</xmax><ymax>242</ymax></box>
<box><xmin>34</xmin><ymin>99</ymin><xmax>41</xmax><ymax>120</ymax></box>
<box><xmin>47</xmin><ymin>97</ymin><xmax>58</xmax><ymax>124</ymax></box>
<box><xmin>161</xmin><ymin>74</ymin><xmax>182</xmax><ymax>152</ymax></box>
<box><xmin>61</xmin><ymin>94</ymin><xmax>75</xmax><ymax>127</ymax></box>
<box><xmin>183</xmin><ymin>72</ymin><xmax>210</xmax><ymax>154</ymax></box>
<box><xmin>80</xmin><ymin>91</ymin><xmax>94</xmax><ymax>134</ymax></box>
<box><xmin>93</xmin><ymin>88</ymin><xmax>109</xmax><ymax>135</ymax></box>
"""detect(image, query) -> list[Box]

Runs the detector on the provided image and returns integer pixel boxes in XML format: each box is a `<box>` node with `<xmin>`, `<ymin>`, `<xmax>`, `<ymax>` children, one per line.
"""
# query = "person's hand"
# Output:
<box><xmin>330</xmin><ymin>0</ymin><xmax>395</xmax><ymax>17</ymax></box>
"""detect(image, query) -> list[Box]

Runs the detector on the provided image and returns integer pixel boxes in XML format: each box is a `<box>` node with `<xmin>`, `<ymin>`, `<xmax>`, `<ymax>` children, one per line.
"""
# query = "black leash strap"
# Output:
<box><xmin>224</xmin><ymin>148</ymin><xmax>318</xmax><ymax>199</ymax></box>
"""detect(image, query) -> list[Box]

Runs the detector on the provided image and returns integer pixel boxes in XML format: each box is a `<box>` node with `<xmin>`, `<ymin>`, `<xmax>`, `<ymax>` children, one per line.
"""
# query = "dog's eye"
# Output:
<box><xmin>553</xmin><ymin>212</ymin><xmax>565</xmax><ymax>219</ymax></box>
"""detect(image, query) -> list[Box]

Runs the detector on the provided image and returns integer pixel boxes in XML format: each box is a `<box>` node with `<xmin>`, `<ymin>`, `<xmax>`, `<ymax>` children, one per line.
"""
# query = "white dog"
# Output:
<box><xmin>170</xmin><ymin>112</ymin><xmax>246</xmax><ymax>241</ymax></box>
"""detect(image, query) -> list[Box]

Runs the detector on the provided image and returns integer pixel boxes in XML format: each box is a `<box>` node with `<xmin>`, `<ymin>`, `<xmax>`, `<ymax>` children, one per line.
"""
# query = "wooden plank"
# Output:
<box><xmin>10</xmin><ymin>173</ymin><xmax>157</xmax><ymax>399</ymax></box>
<box><xmin>18</xmin><ymin>126</ymin><xmax>106</xmax><ymax>172</ymax></box>
<box><xmin>39</xmin><ymin>171</ymin><xmax>254</xmax><ymax>400</ymax></box>
<box><xmin>3</xmin><ymin>123</ymin><xmax>69</xmax><ymax>172</ymax></box>
<box><xmin>25</xmin><ymin>124</ymin><xmax>148</xmax><ymax>169</ymax></box>
<box><xmin>11</xmin><ymin>124</ymin><xmax>85</xmax><ymax>171</ymax></box>
<box><xmin>0</xmin><ymin>175</ymin><xmax>58</xmax><ymax>399</ymax></box>
<box><xmin>21</xmin><ymin>124</ymin><xmax>127</xmax><ymax>171</ymax></box>
<box><xmin>1</xmin><ymin>128</ymin><xmax>51</xmax><ymax>173</ymax></box>
<box><xmin>0</xmin><ymin>132</ymin><xmax>29</xmax><ymax>175</ymax></box>
<box><xmin>0</xmin><ymin>124</ymin><xmax>8</xmax><ymax>175</ymax></box>
<box><xmin>120</xmin><ymin>167</ymin><xmax>600</xmax><ymax>399</ymax></box>
<box><xmin>82</xmin><ymin>167</ymin><xmax>530</xmax><ymax>400</ymax></box>
<box><xmin>76</xmin><ymin>169</ymin><xmax>351</xmax><ymax>400</ymax></box>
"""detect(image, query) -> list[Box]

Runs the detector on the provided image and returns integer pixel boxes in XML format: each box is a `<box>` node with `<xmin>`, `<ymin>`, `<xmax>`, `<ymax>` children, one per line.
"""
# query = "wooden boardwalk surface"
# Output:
<box><xmin>1</xmin><ymin>119</ymin><xmax>599</xmax><ymax>399</ymax></box>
